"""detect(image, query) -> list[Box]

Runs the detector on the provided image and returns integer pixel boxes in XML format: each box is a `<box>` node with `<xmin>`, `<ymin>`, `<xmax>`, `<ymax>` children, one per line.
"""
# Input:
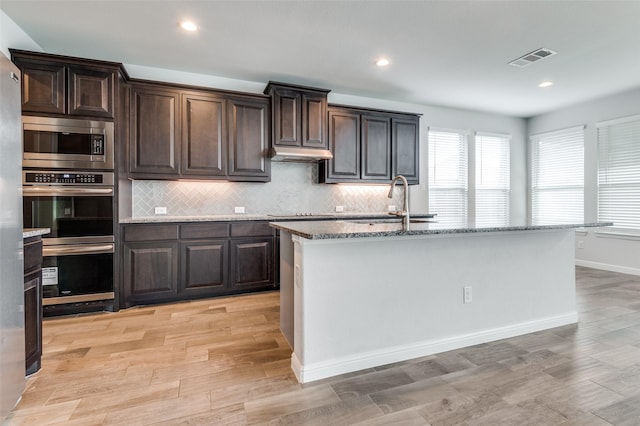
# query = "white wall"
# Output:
<box><xmin>0</xmin><ymin>10</ymin><xmax>42</xmax><ymax>57</ymax></box>
<box><xmin>528</xmin><ymin>88</ymin><xmax>640</xmax><ymax>275</ymax></box>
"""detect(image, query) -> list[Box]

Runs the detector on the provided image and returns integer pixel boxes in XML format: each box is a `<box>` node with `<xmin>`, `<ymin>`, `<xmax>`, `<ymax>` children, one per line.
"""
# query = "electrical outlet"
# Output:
<box><xmin>463</xmin><ymin>286</ymin><xmax>472</xmax><ymax>304</ymax></box>
<box><xmin>388</xmin><ymin>205</ymin><xmax>397</xmax><ymax>212</ymax></box>
<box><xmin>154</xmin><ymin>206</ymin><xmax>167</xmax><ymax>215</ymax></box>
<box><xmin>577</xmin><ymin>240</ymin><xmax>584</xmax><ymax>249</ymax></box>
<box><xmin>335</xmin><ymin>205</ymin><xmax>344</xmax><ymax>213</ymax></box>
<box><xmin>234</xmin><ymin>206</ymin><xmax>245</xmax><ymax>214</ymax></box>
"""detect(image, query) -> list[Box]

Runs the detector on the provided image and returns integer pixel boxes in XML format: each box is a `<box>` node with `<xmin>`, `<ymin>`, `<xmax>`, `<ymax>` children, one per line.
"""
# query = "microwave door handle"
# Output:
<box><xmin>23</xmin><ymin>187</ymin><xmax>114</xmax><ymax>196</ymax></box>
<box><xmin>43</xmin><ymin>244</ymin><xmax>114</xmax><ymax>256</ymax></box>
<box><xmin>22</xmin><ymin>123</ymin><xmax>104</xmax><ymax>135</ymax></box>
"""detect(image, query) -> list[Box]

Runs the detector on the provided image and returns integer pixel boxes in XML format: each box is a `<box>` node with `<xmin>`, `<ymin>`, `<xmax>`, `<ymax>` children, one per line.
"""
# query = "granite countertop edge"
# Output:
<box><xmin>119</xmin><ymin>212</ymin><xmax>435</xmax><ymax>224</ymax></box>
<box><xmin>23</xmin><ymin>228</ymin><xmax>51</xmax><ymax>238</ymax></box>
<box><xmin>270</xmin><ymin>222</ymin><xmax>614</xmax><ymax>240</ymax></box>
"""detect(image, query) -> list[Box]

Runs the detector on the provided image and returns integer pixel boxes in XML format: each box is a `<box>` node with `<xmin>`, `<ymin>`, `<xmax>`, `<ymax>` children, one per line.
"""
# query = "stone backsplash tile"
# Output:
<box><xmin>132</xmin><ymin>162</ymin><xmax>407</xmax><ymax>216</ymax></box>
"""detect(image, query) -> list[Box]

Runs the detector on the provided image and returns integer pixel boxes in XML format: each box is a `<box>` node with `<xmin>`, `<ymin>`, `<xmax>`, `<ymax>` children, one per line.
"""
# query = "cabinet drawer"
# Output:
<box><xmin>23</xmin><ymin>239</ymin><xmax>43</xmax><ymax>273</ymax></box>
<box><xmin>180</xmin><ymin>223</ymin><xmax>229</xmax><ymax>239</ymax></box>
<box><xmin>230</xmin><ymin>222</ymin><xmax>273</xmax><ymax>237</ymax></box>
<box><xmin>124</xmin><ymin>224</ymin><xmax>179</xmax><ymax>242</ymax></box>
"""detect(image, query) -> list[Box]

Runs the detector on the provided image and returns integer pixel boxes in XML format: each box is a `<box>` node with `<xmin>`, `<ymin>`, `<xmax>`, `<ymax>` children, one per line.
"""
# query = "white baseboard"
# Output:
<box><xmin>291</xmin><ymin>312</ymin><xmax>578</xmax><ymax>383</ymax></box>
<box><xmin>576</xmin><ymin>260</ymin><xmax>640</xmax><ymax>276</ymax></box>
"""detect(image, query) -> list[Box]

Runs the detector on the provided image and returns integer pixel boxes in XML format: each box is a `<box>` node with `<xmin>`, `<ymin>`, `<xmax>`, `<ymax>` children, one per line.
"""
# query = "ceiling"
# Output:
<box><xmin>2</xmin><ymin>0</ymin><xmax>640</xmax><ymax>118</ymax></box>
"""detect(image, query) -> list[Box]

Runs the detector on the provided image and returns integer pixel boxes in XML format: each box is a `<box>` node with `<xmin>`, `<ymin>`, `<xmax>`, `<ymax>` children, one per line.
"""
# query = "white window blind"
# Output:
<box><xmin>598</xmin><ymin>114</ymin><xmax>640</xmax><ymax>233</ymax></box>
<box><xmin>476</xmin><ymin>133</ymin><xmax>510</xmax><ymax>227</ymax></box>
<box><xmin>531</xmin><ymin>126</ymin><xmax>584</xmax><ymax>225</ymax></box>
<box><xmin>428</xmin><ymin>129</ymin><xmax>468</xmax><ymax>227</ymax></box>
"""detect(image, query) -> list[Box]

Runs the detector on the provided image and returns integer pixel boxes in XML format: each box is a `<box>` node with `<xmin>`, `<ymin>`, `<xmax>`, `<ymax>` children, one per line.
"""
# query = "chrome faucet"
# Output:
<box><xmin>388</xmin><ymin>175</ymin><xmax>410</xmax><ymax>226</ymax></box>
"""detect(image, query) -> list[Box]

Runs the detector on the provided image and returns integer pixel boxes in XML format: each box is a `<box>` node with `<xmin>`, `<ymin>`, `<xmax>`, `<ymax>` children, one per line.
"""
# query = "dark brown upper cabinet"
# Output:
<box><xmin>227</xmin><ymin>96</ymin><xmax>270</xmax><ymax>180</ymax></box>
<box><xmin>264</xmin><ymin>81</ymin><xmax>330</xmax><ymax>149</ymax></box>
<box><xmin>324</xmin><ymin>108</ymin><xmax>360</xmax><ymax>181</ymax></box>
<box><xmin>128</xmin><ymin>81</ymin><xmax>270</xmax><ymax>182</ymax></box>
<box><xmin>320</xmin><ymin>105</ymin><xmax>420</xmax><ymax>184</ymax></box>
<box><xmin>182</xmin><ymin>92</ymin><xmax>227</xmax><ymax>177</ymax></box>
<box><xmin>129</xmin><ymin>84</ymin><xmax>181</xmax><ymax>175</ymax></box>
<box><xmin>11</xmin><ymin>49</ymin><xmax>120</xmax><ymax>119</ymax></box>
<box><xmin>392</xmin><ymin>116</ymin><xmax>420</xmax><ymax>183</ymax></box>
<box><xmin>362</xmin><ymin>114</ymin><xmax>392</xmax><ymax>181</ymax></box>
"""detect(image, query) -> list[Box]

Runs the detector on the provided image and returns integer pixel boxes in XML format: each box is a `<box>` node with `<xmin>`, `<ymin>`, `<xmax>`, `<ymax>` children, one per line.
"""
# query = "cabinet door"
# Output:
<box><xmin>19</xmin><ymin>61</ymin><xmax>66</xmax><ymax>114</ymax></box>
<box><xmin>230</xmin><ymin>237</ymin><xmax>275</xmax><ymax>290</ymax></box>
<box><xmin>24</xmin><ymin>269</ymin><xmax>42</xmax><ymax>375</ymax></box>
<box><xmin>301</xmin><ymin>92</ymin><xmax>327</xmax><ymax>148</ymax></box>
<box><xmin>123</xmin><ymin>241</ymin><xmax>179</xmax><ymax>306</ymax></box>
<box><xmin>227</xmin><ymin>97</ymin><xmax>270</xmax><ymax>181</ymax></box>
<box><xmin>180</xmin><ymin>240</ymin><xmax>228</xmax><ymax>296</ymax></box>
<box><xmin>68</xmin><ymin>66</ymin><xmax>114</xmax><ymax>118</ymax></box>
<box><xmin>392</xmin><ymin>117</ymin><xmax>420</xmax><ymax>184</ymax></box>
<box><xmin>361</xmin><ymin>114</ymin><xmax>391</xmax><ymax>181</ymax></box>
<box><xmin>326</xmin><ymin>109</ymin><xmax>360</xmax><ymax>181</ymax></box>
<box><xmin>272</xmin><ymin>88</ymin><xmax>301</xmax><ymax>146</ymax></box>
<box><xmin>130</xmin><ymin>86</ymin><xmax>181</xmax><ymax>176</ymax></box>
<box><xmin>182</xmin><ymin>93</ymin><xmax>227</xmax><ymax>176</ymax></box>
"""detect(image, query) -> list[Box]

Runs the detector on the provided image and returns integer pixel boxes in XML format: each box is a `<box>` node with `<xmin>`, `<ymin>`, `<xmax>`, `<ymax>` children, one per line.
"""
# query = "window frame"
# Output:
<box><xmin>596</xmin><ymin>114</ymin><xmax>640</xmax><ymax>236</ymax></box>
<box><xmin>530</xmin><ymin>125</ymin><xmax>585</xmax><ymax>226</ymax></box>
<box><xmin>475</xmin><ymin>132</ymin><xmax>511</xmax><ymax>228</ymax></box>
<box><xmin>427</xmin><ymin>127</ymin><xmax>469</xmax><ymax>228</ymax></box>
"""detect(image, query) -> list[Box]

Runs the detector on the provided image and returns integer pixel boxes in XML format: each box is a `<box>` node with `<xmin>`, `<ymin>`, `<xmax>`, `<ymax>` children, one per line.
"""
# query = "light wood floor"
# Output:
<box><xmin>4</xmin><ymin>266</ymin><xmax>640</xmax><ymax>425</ymax></box>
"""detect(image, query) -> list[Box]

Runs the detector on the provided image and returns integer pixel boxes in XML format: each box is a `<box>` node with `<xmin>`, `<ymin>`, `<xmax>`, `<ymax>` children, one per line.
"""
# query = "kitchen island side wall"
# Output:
<box><xmin>284</xmin><ymin>228</ymin><xmax>578</xmax><ymax>383</ymax></box>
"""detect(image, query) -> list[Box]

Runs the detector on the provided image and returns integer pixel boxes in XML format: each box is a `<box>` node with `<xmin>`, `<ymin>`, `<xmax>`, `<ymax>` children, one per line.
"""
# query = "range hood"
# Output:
<box><xmin>270</xmin><ymin>146</ymin><xmax>333</xmax><ymax>162</ymax></box>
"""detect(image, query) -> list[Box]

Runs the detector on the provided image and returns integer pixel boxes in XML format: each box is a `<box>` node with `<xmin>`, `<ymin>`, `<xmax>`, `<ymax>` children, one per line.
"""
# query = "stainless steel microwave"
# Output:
<box><xmin>22</xmin><ymin>116</ymin><xmax>114</xmax><ymax>170</ymax></box>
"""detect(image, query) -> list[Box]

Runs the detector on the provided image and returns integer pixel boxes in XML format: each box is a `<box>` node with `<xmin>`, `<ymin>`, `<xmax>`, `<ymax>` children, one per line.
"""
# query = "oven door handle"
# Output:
<box><xmin>23</xmin><ymin>186</ymin><xmax>114</xmax><ymax>196</ymax></box>
<box><xmin>43</xmin><ymin>243</ymin><xmax>114</xmax><ymax>256</ymax></box>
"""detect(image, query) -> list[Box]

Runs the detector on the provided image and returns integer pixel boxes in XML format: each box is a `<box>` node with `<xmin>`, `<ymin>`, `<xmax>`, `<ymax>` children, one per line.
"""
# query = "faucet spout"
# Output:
<box><xmin>388</xmin><ymin>175</ymin><xmax>410</xmax><ymax>226</ymax></box>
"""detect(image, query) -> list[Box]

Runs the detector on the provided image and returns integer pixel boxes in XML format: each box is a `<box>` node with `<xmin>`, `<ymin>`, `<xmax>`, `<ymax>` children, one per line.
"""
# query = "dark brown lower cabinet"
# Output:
<box><xmin>180</xmin><ymin>240</ymin><xmax>228</xmax><ymax>296</ymax></box>
<box><xmin>121</xmin><ymin>221</ymin><xmax>276</xmax><ymax>308</ymax></box>
<box><xmin>23</xmin><ymin>236</ymin><xmax>43</xmax><ymax>376</ymax></box>
<box><xmin>230</xmin><ymin>238</ymin><xmax>274</xmax><ymax>290</ymax></box>
<box><xmin>123</xmin><ymin>241</ymin><xmax>179</xmax><ymax>306</ymax></box>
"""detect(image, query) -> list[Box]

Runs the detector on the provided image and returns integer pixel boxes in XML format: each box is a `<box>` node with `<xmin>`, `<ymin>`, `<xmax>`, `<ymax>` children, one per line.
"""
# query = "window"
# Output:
<box><xmin>476</xmin><ymin>133</ymin><xmax>510</xmax><ymax>227</ymax></box>
<box><xmin>428</xmin><ymin>129</ymin><xmax>468</xmax><ymax>227</ymax></box>
<box><xmin>530</xmin><ymin>126</ymin><xmax>584</xmax><ymax>225</ymax></box>
<box><xmin>598</xmin><ymin>114</ymin><xmax>640</xmax><ymax>233</ymax></box>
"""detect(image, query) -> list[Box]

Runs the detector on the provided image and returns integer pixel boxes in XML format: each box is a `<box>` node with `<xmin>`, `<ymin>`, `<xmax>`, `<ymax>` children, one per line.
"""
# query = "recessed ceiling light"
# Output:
<box><xmin>538</xmin><ymin>81</ymin><xmax>553</xmax><ymax>88</ymax></box>
<box><xmin>179</xmin><ymin>21</ymin><xmax>198</xmax><ymax>32</ymax></box>
<box><xmin>375</xmin><ymin>58</ymin><xmax>390</xmax><ymax>67</ymax></box>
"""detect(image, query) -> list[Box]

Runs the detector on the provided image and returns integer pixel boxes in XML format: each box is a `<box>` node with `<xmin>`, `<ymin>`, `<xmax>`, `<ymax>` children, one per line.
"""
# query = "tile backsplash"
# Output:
<box><xmin>132</xmin><ymin>162</ymin><xmax>408</xmax><ymax>217</ymax></box>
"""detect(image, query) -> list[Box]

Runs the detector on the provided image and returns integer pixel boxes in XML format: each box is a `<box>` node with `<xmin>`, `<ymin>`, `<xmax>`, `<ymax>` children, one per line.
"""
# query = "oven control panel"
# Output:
<box><xmin>23</xmin><ymin>171</ymin><xmax>114</xmax><ymax>185</ymax></box>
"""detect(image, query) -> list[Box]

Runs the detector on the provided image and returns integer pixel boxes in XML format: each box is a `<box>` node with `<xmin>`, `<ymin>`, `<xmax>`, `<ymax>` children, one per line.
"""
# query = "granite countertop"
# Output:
<box><xmin>119</xmin><ymin>212</ymin><xmax>435</xmax><ymax>224</ymax></box>
<box><xmin>23</xmin><ymin>228</ymin><xmax>51</xmax><ymax>238</ymax></box>
<box><xmin>269</xmin><ymin>220</ymin><xmax>614</xmax><ymax>240</ymax></box>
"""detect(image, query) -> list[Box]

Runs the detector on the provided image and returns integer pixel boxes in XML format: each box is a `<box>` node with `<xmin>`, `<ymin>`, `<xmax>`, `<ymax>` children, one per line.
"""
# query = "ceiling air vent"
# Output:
<box><xmin>509</xmin><ymin>48</ymin><xmax>557</xmax><ymax>68</ymax></box>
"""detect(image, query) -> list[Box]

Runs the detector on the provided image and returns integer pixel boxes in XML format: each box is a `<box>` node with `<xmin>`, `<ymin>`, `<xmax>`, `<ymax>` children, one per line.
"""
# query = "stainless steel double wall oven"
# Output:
<box><xmin>22</xmin><ymin>116</ymin><xmax>116</xmax><ymax>314</ymax></box>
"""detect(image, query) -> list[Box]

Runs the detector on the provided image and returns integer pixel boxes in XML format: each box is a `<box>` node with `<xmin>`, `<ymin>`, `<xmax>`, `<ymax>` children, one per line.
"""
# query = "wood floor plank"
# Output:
<box><xmin>102</xmin><ymin>393</ymin><xmax>211</xmax><ymax>425</ymax></box>
<box><xmin>243</xmin><ymin>385</ymin><xmax>341</xmax><ymax>424</ymax></box>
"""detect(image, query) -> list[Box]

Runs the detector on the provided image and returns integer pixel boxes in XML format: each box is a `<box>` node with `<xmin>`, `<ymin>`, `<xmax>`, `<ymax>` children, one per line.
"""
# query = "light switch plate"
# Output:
<box><xmin>154</xmin><ymin>206</ymin><xmax>167</xmax><ymax>215</ymax></box>
<box><xmin>234</xmin><ymin>206</ymin><xmax>245</xmax><ymax>214</ymax></box>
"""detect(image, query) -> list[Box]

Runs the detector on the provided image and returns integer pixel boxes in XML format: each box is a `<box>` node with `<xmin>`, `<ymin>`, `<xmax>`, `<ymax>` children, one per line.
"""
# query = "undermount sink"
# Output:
<box><xmin>343</xmin><ymin>218</ymin><xmax>436</xmax><ymax>225</ymax></box>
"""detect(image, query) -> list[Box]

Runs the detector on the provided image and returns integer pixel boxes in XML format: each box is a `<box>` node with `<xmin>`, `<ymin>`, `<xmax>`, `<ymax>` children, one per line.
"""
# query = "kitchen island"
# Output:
<box><xmin>271</xmin><ymin>220</ymin><xmax>611</xmax><ymax>383</ymax></box>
